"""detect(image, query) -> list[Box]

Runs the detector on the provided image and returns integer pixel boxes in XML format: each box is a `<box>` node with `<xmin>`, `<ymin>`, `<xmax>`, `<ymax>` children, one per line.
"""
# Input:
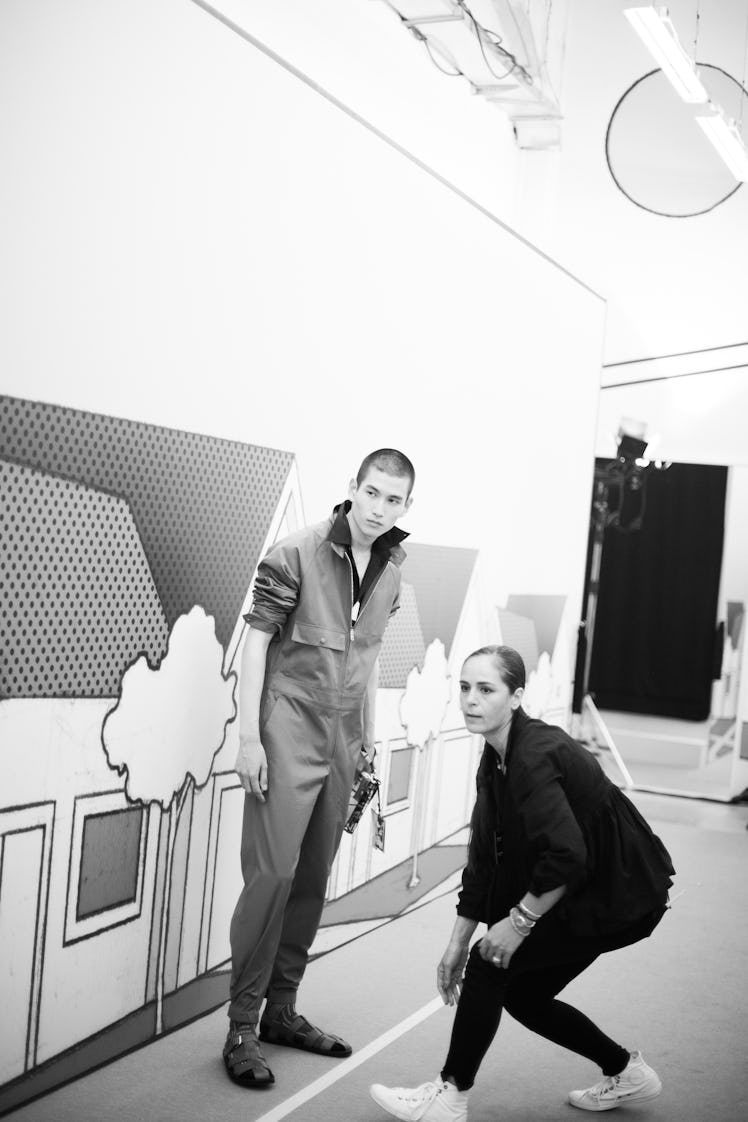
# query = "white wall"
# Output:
<box><xmin>1</xmin><ymin>0</ymin><xmax>604</xmax><ymax>605</ymax></box>
<box><xmin>204</xmin><ymin>0</ymin><xmax>524</xmax><ymax>221</ymax></box>
<box><xmin>0</xmin><ymin>0</ymin><xmax>608</xmax><ymax>1091</ymax></box>
<box><xmin>721</xmin><ymin>467</ymin><xmax>748</xmax><ymax>611</ymax></box>
<box><xmin>722</xmin><ymin>467</ymin><xmax>748</xmax><ymax>799</ymax></box>
<box><xmin>0</xmin><ymin>701</ymin><xmax>159</xmax><ymax>1065</ymax></box>
<box><xmin>550</xmin><ymin>0</ymin><xmax>748</xmax><ymax>364</ymax></box>
<box><xmin>596</xmin><ymin>355</ymin><xmax>748</xmax><ymax>468</ymax></box>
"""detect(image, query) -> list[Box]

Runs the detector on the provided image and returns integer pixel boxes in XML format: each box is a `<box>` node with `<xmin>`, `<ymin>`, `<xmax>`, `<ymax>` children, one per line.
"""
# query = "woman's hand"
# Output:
<box><xmin>437</xmin><ymin>942</ymin><xmax>470</xmax><ymax>1006</ymax></box>
<box><xmin>478</xmin><ymin>917</ymin><xmax>525</xmax><ymax>970</ymax></box>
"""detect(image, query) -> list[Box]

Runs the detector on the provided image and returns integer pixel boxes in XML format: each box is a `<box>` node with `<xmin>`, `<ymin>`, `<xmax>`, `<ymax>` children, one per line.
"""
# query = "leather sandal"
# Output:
<box><xmin>223</xmin><ymin>1022</ymin><xmax>275</xmax><ymax>1087</ymax></box>
<box><xmin>259</xmin><ymin>1011</ymin><xmax>352</xmax><ymax>1057</ymax></box>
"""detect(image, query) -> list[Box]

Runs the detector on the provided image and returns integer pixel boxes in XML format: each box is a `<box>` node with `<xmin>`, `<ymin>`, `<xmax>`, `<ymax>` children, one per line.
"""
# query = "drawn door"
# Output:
<box><xmin>0</xmin><ymin>804</ymin><xmax>54</xmax><ymax>1084</ymax></box>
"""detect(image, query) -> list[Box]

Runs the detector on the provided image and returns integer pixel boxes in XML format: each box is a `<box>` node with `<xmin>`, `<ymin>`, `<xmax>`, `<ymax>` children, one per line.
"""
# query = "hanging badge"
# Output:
<box><xmin>372</xmin><ymin>808</ymin><xmax>386</xmax><ymax>852</ymax></box>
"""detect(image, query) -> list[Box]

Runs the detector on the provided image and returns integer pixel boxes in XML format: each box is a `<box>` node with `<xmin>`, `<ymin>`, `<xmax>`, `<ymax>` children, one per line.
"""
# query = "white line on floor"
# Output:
<box><xmin>253</xmin><ymin>996</ymin><xmax>444</xmax><ymax>1122</ymax></box>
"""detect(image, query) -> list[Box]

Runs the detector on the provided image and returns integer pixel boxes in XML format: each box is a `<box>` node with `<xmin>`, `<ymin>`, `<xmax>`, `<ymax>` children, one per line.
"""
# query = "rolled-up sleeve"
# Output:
<box><xmin>243</xmin><ymin>543</ymin><xmax>301</xmax><ymax>635</ymax></box>
<box><xmin>455</xmin><ymin>824</ymin><xmax>491</xmax><ymax>922</ymax></box>
<box><xmin>456</xmin><ymin>862</ymin><xmax>490</xmax><ymax>922</ymax></box>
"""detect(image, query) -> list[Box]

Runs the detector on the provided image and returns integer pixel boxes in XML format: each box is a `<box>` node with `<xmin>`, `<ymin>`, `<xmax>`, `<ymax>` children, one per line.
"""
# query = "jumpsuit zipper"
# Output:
<box><xmin>345</xmin><ymin>552</ymin><xmax>357</xmax><ymax>642</ymax></box>
<box><xmin>341</xmin><ymin>545</ymin><xmax>391</xmax><ymax>701</ymax></box>
<box><xmin>345</xmin><ymin>550</ymin><xmax>388</xmax><ymax>641</ymax></box>
<box><xmin>354</xmin><ymin>562</ymin><xmax>387</xmax><ymax>635</ymax></box>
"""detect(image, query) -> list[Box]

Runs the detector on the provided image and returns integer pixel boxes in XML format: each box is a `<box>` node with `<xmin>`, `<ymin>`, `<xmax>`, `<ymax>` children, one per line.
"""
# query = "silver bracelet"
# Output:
<box><xmin>509</xmin><ymin>906</ymin><xmax>535</xmax><ymax>937</ymax></box>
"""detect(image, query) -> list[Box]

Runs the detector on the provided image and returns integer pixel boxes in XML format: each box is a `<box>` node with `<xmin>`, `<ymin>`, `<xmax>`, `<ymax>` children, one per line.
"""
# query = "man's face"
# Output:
<box><xmin>347</xmin><ymin>467</ymin><xmax>412</xmax><ymax>544</ymax></box>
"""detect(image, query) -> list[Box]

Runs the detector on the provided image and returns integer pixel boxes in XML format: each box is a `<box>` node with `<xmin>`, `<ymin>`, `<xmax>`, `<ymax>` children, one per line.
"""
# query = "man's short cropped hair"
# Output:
<box><xmin>356</xmin><ymin>449</ymin><xmax>415</xmax><ymax>496</ymax></box>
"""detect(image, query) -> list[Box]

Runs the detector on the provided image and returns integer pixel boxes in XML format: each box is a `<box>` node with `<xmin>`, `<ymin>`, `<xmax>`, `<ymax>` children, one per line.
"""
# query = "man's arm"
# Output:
<box><xmin>362</xmin><ymin>656</ymin><xmax>379</xmax><ymax>753</ymax></box>
<box><xmin>235</xmin><ymin>627</ymin><xmax>274</xmax><ymax>801</ymax></box>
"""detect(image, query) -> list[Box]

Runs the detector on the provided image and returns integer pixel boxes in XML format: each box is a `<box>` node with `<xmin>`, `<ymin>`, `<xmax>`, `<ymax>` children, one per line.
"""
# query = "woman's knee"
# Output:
<box><xmin>503</xmin><ymin>979</ymin><xmax>551</xmax><ymax>1026</ymax></box>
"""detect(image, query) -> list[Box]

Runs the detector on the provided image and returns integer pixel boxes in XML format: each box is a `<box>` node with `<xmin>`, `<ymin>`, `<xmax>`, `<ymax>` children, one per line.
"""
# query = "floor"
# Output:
<box><xmin>589</xmin><ymin>709</ymin><xmax>742</xmax><ymax>801</ymax></box>
<box><xmin>5</xmin><ymin>792</ymin><xmax>748</xmax><ymax>1122</ymax></box>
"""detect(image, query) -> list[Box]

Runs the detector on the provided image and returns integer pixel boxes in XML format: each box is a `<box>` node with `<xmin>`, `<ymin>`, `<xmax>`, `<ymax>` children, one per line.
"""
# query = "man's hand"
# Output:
<box><xmin>235</xmin><ymin>734</ymin><xmax>268</xmax><ymax>801</ymax></box>
<box><xmin>236</xmin><ymin>628</ymin><xmax>274</xmax><ymax>800</ymax></box>
<box><xmin>355</xmin><ymin>745</ymin><xmax>377</xmax><ymax>781</ymax></box>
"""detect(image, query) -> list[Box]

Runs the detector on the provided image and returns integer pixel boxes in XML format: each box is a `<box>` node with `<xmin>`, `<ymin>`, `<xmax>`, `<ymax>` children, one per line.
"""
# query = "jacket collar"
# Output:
<box><xmin>329</xmin><ymin>500</ymin><xmax>409</xmax><ymax>557</ymax></box>
<box><xmin>504</xmin><ymin>706</ymin><xmax>530</xmax><ymax>768</ymax></box>
<box><xmin>477</xmin><ymin>706</ymin><xmax>529</xmax><ymax>785</ymax></box>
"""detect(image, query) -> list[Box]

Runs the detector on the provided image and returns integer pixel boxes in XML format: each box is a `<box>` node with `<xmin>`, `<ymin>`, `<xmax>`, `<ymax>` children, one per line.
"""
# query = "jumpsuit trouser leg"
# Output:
<box><xmin>228</xmin><ymin>692</ymin><xmax>361</xmax><ymax>1024</ymax></box>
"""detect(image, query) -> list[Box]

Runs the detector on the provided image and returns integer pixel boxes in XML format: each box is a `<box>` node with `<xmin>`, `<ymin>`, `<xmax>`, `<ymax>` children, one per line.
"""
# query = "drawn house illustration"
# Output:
<box><xmin>0</xmin><ymin>397</ymin><xmax>573</xmax><ymax>1113</ymax></box>
<box><xmin>0</xmin><ymin>396</ymin><xmax>300</xmax><ymax>1112</ymax></box>
<box><xmin>326</xmin><ymin>544</ymin><xmax>490</xmax><ymax>902</ymax></box>
<box><xmin>496</xmin><ymin>593</ymin><xmax>571</xmax><ymax>724</ymax></box>
<box><xmin>399</xmin><ymin>639</ymin><xmax>452</xmax><ymax>887</ymax></box>
<box><xmin>102</xmin><ymin>606</ymin><xmax>238</xmax><ymax>1035</ymax></box>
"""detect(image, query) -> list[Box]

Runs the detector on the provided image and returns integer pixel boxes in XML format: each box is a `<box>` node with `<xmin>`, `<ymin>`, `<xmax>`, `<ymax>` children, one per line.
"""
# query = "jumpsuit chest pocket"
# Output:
<box><xmin>291</xmin><ymin>621</ymin><xmax>347</xmax><ymax>651</ymax></box>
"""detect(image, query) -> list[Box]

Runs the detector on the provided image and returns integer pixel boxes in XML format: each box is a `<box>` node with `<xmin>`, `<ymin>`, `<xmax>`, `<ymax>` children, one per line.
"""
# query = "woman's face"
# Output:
<box><xmin>459</xmin><ymin>654</ymin><xmax>523</xmax><ymax>745</ymax></box>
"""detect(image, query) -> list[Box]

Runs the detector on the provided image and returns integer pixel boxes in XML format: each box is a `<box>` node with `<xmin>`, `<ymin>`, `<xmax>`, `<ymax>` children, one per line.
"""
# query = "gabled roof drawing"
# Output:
<box><xmin>496</xmin><ymin>610</ymin><xmax>541</xmax><ymax>674</ymax></box>
<box><xmin>497</xmin><ymin>594</ymin><xmax>567</xmax><ymax>675</ymax></box>
<box><xmin>1</xmin><ymin>460</ymin><xmax>169</xmax><ymax>698</ymax></box>
<box><xmin>0</xmin><ymin>396</ymin><xmax>294</xmax><ymax>651</ymax></box>
<box><xmin>379</xmin><ymin>582</ymin><xmax>426</xmax><ymax>689</ymax></box>
<box><xmin>399</xmin><ymin>544</ymin><xmax>478</xmax><ymax>658</ymax></box>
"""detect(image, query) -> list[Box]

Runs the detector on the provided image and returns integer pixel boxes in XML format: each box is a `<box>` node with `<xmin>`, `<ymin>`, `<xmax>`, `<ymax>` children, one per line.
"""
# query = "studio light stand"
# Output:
<box><xmin>572</xmin><ymin>427</ymin><xmax>668</xmax><ymax>787</ymax></box>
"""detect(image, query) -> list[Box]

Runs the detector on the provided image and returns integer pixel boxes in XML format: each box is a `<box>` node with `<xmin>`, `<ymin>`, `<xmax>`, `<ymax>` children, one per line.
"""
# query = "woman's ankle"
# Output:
<box><xmin>441</xmin><ymin>1074</ymin><xmax>470</xmax><ymax>1095</ymax></box>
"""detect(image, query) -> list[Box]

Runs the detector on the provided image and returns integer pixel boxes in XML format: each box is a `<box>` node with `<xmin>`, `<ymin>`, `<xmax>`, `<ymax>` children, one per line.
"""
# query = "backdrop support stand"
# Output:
<box><xmin>572</xmin><ymin>430</ymin><xmax>660</xmax><ymax>787</ymax></box>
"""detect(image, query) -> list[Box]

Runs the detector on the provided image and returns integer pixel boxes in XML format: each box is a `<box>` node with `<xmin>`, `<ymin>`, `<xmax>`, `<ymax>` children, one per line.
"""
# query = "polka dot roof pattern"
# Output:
<box><xmin>1</xmin><ymin>460</ymin><xmax>170</xmax><ymax>698</ymax></box>
<box><xmin>0</xmin><ymin>396</ymin><xmax>294</xmax><ymax>655</ymax></box>
<box><xmin>379</xmin><ymin>581</ymin><xmax>426</xmax><ymax>689</ymax></box>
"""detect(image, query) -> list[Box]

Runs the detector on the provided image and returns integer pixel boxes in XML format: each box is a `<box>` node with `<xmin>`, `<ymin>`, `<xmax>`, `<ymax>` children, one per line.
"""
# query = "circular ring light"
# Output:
<box><xmin>606</xmin><ymin>65</ymin><xmax>747</xmax><ymax>217</ymax></box>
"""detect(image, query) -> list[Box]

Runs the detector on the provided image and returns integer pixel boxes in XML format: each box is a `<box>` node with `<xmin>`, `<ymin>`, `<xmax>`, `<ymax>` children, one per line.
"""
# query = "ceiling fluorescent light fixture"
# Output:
<box><xmin>695</xmin><ymin>104</ymin><xmax>748</xmax><ymax>182</ymax></box>
<box><xmin>395</xmin><ymin>11</ymin><xmax>519</xmax><ymax>87</ymax></box>
<box><xmin>387</xmin><ymin>1</ymin><xmax>461</xmax><ymax>23</ymax></box>
<box><xmin>623</xmin><ymin>4</ymin><xmax>708</xmax><ymax>103</ymax></box>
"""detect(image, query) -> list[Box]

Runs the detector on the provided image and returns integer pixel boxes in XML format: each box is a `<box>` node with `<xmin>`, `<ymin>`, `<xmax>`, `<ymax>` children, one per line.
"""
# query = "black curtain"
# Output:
<box><xmin>588</xmin><ymin>461</ymin><xmax>727</xmax><ymax>721</ymax></box>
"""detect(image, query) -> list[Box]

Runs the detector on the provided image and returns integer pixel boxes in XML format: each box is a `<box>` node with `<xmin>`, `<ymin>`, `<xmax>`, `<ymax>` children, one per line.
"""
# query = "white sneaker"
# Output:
<box><xmin>569</xmin><ymin>1051</ymin><xmax>662</xmax><ymax>1111</ymax></box>
<box><xmin>369</xmin><ymin>1078</ymin><xmax>468</xmax><ymax>1121</ymax></box>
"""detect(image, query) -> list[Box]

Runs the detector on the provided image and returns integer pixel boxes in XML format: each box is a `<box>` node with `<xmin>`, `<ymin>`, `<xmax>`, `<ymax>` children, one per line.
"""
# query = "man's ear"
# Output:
<box><xmin>348</xmin><ymin>477</ymin><xmax>358</xmax><ymax>500</ymax></box>
<box><xmin>403</xmin><ymin>494</ymin><xmax>413</xmax><ymax>514</ymax></box>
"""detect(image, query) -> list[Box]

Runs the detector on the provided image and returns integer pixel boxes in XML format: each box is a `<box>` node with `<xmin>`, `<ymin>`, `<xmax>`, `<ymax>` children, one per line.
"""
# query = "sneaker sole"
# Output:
<box><xmin>569</xmin><ymin>1081</ymin><xmax>662</xmax><ymax>1111</ymax></box>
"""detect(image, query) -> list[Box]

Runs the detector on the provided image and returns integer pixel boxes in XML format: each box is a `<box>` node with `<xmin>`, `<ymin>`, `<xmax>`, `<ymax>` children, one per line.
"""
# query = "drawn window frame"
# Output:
<box><xmin>382</xmin><ymin>736</ymin><xmax>416</xmax><ymax>814</ymax></box>
<box><xmin>64</xmin><ymin>790</ymin><xmax>148</xmax><ymax>945</ymax></box>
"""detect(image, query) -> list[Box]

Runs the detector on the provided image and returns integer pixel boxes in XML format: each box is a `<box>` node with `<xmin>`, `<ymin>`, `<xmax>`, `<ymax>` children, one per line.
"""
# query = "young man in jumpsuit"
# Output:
<box><xmin>224</xmin><ymin>448</ymin><xmax>415</xmax><ymax>1087</ymax></box>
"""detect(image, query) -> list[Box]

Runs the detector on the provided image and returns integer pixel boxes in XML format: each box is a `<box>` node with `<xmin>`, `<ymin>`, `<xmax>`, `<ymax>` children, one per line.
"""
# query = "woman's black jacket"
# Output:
<box><xmin>457</xmin><ymin>708</ymin><xmax>675</xmax><ymax>938</ymax></box>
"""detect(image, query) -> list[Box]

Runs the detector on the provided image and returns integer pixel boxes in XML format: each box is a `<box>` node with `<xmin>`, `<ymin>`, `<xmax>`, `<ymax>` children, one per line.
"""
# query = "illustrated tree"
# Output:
<box><xmin>522</xmin><ymin>650</ymin><xmax>553</xmax><ymax>718</ymax></box>
<box><xmin>399</xmin><ymin>639</ymin><xmax>451</xmax><ymax>888</ymax></box>
<box><xmin>102</xmin><ymin>605</ymin><xmax>237</xmax><ymax>1034</ymax></box>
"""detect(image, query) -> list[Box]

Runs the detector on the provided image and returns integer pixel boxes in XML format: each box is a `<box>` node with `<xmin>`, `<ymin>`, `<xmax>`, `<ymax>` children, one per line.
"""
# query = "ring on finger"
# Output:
<box><xmin>491</xmin><ymin>955</ymin><xmax>503</xmax><ymax>966</ymax></box>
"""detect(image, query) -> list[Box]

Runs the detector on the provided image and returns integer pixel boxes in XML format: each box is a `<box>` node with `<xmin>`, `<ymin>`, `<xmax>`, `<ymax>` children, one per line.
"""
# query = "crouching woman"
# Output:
<box><xmin>370</xmin><ymin>645</ymin><xmax>675</xmax><ymax>1120</ymax></box>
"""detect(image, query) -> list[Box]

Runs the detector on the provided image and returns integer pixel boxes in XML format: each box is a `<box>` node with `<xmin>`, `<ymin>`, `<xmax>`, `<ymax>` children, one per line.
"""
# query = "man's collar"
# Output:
<box><xmin>329</xmin><ymin>500</ymin><xmax>409</xmax><ymax>552</ymax></box>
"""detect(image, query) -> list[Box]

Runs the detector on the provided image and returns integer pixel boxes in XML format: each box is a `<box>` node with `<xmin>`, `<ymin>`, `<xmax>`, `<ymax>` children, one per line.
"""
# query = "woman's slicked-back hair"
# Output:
<box><xmin>356</xmin><ymin>448</ymin><xmax>415</xmax><ymax>495</ymax></box>
<box><xmin>464</xmin><ymin>644</ymin><xmax>526</xmax><ymax>693</ymax></box>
